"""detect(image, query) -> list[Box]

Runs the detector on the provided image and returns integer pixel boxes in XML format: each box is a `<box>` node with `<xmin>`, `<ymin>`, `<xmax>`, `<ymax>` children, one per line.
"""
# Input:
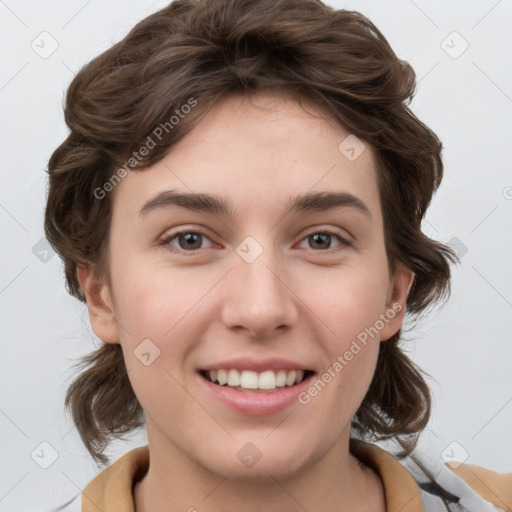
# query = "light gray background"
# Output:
<box><xmin>1</xmin><ymin>1</ymin><xmax>511</xmax><ymax>510</ymax></box>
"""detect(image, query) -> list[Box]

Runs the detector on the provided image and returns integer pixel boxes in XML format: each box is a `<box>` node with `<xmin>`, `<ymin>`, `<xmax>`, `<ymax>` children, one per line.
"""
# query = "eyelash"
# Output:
<box><xmin>159</xmin><ymin>228</ymin><xmax>351</xmax><ymax>254</ymax></box>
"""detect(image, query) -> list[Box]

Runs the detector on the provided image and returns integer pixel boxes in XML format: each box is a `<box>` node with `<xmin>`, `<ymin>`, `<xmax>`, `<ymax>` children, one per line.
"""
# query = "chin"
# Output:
<box><xmin>199</xmin><ymin>442</ymin><xmax>315</xmax><ymax>483</ymax></box>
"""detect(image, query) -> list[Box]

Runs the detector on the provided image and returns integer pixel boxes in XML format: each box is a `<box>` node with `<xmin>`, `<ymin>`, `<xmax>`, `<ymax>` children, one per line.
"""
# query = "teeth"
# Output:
<box><xmin>227</xmin><ymin>369</ymin><xmax>241</xmax><ymax>386</ymax></box>
<box><xmin>258</xmin><ymin>370</ymin><xmax>276</xmax><ymax>390</ymax></box>
<box><xmin>240</xmin><ymin>370</ymin><xmax>258</xmax><ymax>389</ymax></box>
<box><xmin>205</xmin><ymin>369</ymin><xmax>309</xmax><ymax>390</ymax></box>
<box><xmin>285</xmin><ymin>370</ymin><xmax>297</xmax><ymax>386</ymax></box>
<box><xmin>217</xmin><ymin>369</ymin><xmax>228</xmax><ymax>385</ymax></box>
<box><xmin>275</xmin><ymin>370</ymin><xmax>287</xmax><ymax>387</ymax></box>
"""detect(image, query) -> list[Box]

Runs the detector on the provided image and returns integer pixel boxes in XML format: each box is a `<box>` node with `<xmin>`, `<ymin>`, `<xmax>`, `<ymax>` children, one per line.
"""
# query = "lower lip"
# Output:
<box><xmin>198</xmin><ymin>372</ymin><xmax>315</xmax><ymax>416</ymax></box>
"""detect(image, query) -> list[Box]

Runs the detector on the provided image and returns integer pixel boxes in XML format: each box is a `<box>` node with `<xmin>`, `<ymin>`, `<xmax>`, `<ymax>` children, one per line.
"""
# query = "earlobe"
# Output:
<box><xmin>76</xmin><ymin>265</ymin><xmax>120</xmax><ymax>344</ymax></box>
<box><xmin>379</xmin><ymin>266</ymin><xmax>414</xmax><ymax>342</ymax></box>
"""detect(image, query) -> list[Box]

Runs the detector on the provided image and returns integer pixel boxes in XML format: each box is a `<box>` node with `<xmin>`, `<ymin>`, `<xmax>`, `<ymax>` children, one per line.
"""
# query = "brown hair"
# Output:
<box><xmin>45</xmin><ymin>0</ymin><xmax>456</xmax><ymax>466</ymax></box>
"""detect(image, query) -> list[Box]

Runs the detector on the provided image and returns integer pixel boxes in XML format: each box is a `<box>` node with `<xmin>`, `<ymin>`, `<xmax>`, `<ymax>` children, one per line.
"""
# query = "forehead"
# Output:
<box><xmin>113</xmin><ymin>92</ymin><xmax>382</xmax><ymax>222</ymax></box>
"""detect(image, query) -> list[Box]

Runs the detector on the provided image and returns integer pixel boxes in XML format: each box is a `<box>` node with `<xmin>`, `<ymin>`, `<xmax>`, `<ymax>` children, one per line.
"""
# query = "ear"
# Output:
<box><xmin>379</xmin><ymin>264</ymin><xmax>414</xmax><ymax>342</ymax></box>
<box><xmin>76</xmin><ymin>265</ymin><xmax>120</xmax><ymax>344</ymax></box>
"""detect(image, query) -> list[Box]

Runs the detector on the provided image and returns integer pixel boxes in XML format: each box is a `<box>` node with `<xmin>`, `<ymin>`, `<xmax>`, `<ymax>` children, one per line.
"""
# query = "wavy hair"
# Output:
<box><xmin>44</xmin><ymin>0</ymin><xmax>456</xmax><ymax>465</ymax></box>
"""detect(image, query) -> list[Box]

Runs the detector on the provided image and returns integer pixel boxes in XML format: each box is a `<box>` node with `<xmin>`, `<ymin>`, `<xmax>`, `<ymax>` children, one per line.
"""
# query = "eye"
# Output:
<box><xmin>163</xmin><ymin>231</ymin><xmax>214</xmax><ymax>252</ymax></box>
<box><xmin>298</xmin><ymin>230</ymin><xmax>349</xmax><ymax>251</ymax></box>
<box><xmin>160</xmin><ymin>229</ymin><xmax>349</xmax><ymax>253</ymax></box>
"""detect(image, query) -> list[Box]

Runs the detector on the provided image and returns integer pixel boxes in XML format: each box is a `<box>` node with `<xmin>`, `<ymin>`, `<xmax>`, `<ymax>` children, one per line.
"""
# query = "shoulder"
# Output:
<box><xmin>351</xmin><ymin>436</ymin><xmax>512</xmax><ymax>512</ymax></box>
<box><xmin>397</xmin><ymin>439</ymin><xmax>512</xmax><ymax>512</ymax></box>
<box><xmin>449</xmin><ymin>463</ymin><xmax>512</xmax><ymax>511</ymax></box>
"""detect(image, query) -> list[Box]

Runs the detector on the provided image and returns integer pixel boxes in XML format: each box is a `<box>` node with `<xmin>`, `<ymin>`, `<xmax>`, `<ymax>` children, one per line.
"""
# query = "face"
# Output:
<box><xmin>79</xmin><ymin>92</ymin><xmax>411</xmax><ymax>481</ymax></box>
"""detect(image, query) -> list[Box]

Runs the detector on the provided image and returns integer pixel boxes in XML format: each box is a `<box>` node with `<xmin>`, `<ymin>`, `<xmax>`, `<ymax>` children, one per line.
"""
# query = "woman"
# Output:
<box><xmin>44</xmin><ymin>0</ymin><xmax>512</xmax><ymax>510</ymax></box>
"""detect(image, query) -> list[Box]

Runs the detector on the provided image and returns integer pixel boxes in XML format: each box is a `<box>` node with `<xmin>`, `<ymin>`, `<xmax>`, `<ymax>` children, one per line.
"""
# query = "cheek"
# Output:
<box><xmin>303</xmin><ymin>263</ymin><xmax>389</xmax><ymax>337</ymax></box>
<box><xmin>299</xmin><ymin>263</ymin><xmax>387</xmax><ymax>400</ymax></box>
<box><xmin>110</xmin><ymin>260</ymin><xmax>209</xmax><ymax>338</ymax></box>
<box><xmin>109</xmin><ymin>263</ymin><xmax>221</xmax><ymax>398</ymax></box>
<box><xmin>302</xmin><ymin>315</ymin><xmax>381</xmax><ymax>427</ymax></box>
<box><xmin>112</xmin><ymin>273</ymin><xmax>200</xmax><ymax>412</ymax></box>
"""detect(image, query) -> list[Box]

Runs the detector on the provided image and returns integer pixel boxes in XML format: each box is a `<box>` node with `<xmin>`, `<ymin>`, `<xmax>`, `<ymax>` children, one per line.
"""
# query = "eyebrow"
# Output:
<box><xmin>139</xmin><ymin>190</ymin><xmax>371</xmax><ymax>219</ymax></box>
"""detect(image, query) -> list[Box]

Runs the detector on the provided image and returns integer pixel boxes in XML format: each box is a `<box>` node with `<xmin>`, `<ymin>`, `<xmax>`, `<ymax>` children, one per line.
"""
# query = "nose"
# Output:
<box><xmin>220</xmin><ymin>248</ymin><xmax>299</xmax><ymax>338</ymax></box>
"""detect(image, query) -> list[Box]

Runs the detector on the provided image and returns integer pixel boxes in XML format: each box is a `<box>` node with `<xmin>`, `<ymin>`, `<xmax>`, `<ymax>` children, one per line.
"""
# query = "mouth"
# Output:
<box><xmin>199</xmin><ymin>368</ymin><xmax>315</xmax><ymax>393</ymax></box>
<box><xmin>198</xmin><ymin>362</ymin><xmax>317</xmax><ymax>415</ymax></box>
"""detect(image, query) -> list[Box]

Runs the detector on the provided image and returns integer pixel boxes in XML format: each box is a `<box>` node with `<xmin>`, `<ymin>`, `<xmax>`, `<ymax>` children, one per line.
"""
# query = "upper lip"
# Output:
<box><xmin>199</xmin><ymin>358</ymin><xmax>315</xmax><ymax>373</ymax></box>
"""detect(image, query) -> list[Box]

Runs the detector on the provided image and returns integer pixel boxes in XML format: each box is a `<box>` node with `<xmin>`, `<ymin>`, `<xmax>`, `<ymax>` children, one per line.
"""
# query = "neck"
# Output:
<box><xmin>133</xmin><ymin>428</ymin><xmax>385</xmax><ymax>512</ymax></box>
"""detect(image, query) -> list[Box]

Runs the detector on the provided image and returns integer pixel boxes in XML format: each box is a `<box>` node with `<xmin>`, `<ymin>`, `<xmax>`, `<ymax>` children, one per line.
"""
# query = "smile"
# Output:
<box><xmin>198</xmin><ymin>368</ymin><xmax>316</xmax><ymax>415</ymax></box>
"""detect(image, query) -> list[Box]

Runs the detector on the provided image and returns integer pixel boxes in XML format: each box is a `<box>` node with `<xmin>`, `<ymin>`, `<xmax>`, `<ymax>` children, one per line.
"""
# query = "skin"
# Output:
<box><xmin>78</xmin><ymin>92</ymin><xmax>413</xmax><ymax>512</ymax></box>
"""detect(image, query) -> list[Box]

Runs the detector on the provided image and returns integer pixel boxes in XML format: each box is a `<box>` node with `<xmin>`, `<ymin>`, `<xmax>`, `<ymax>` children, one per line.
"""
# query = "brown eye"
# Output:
<box><xmin>308</xmin><ymin>233</ymin><xmax>332</xmax><ymax>250</ymax></box>
<box><xmin>298</xmin><ymin>231</ymin><xmax>348</xmax><ymax>251</ymax></box>
<box><xmin>165</xmin><ymin>231</ymin><xmax>213</xmax><ymax>251</ymax></box>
